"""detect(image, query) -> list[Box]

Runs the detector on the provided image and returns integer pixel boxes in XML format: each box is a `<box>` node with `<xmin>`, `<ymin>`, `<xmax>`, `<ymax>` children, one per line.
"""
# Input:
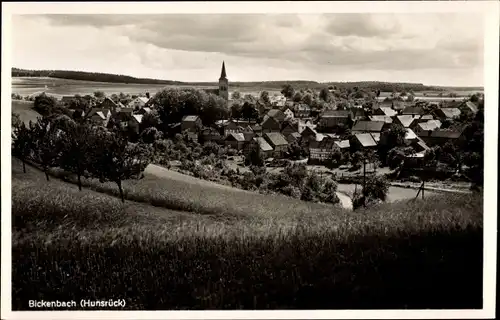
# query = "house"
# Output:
<box><xmin>420</xmin><ymin>114</ymin><xmax>434</xmax><ymax>121</ymax></box>
<box><xmin>286</xmin><ymin>132</ymin><xmax>302</xmax><ymax>144</ymax></box>
<box><xmin>369</xmin><ymin>115</ymin><xmax>393</xmax><ymax>125</ymax></box>
<box><xmin>297</xmin><ymin>119</ymin><xmax>316</xmax><ymax>134</ymax></box>
<box><xmin>247</xmin><ymin>137</ymin><xmax>274</xmax><ymax>159</ymax></box>
<box><xmin>129</xmin><ymin>114</ymin><xmax>143</xmax><ymax>134</ymax></box>
<box><xmin>318</xmin><ymin>110</ymin><xmax>352</xmax><ymax>128</ymax></box>
<box><xmin>351</xmin><ymin>108</ymin><xmax>367</xmax><ymax>121</ymax></box>
<box><xmin>335</xmin><ymin>139</ymin><xmax>350</xmax><ymax>150</ymax></box>
<box><xmin>413</xmin><ymin>120</ymin><xmax>442</xmax><ymax>135</ymax></box>
<box><xmin>352</xmin><ymin>133</ymin><xmax>378</xmax><ymax>149</ymax></box>
<box><xmin>394</xmin><ymin>115</ymin><xmax>421</xmax><ymax>128</ymax></box>
<box><xmin>267</xmin><ymin>109</ymin><xmax>286</xmax><ymax>123</ymax></box>
<box><xmin>462</xmin><ymin>101</ymin><xmax>479</xmax><ymax>114</ymax></box>
<box><xmin>309</xmin><ymin>137</ymin><xmax>338</xmax><ymax>162</ymax></box>
<box><xmin>281</xmin><ymin>120</ymin><xmax>299</xmax><ymax>137</ymax></box>
<box><xmin>264</xmin><ymin>132</ymin><xmax>289</xmax><ymax>158</ymax></box>
<box><xmin>373</xmin><ymin>107</ymin><xmax>397</xmax><ymax>117</ymax></box>
<box><xmin>283</xmin><ymin>107</ymin><xmax>295</xmax><ymax>120</ymax></box>
<box><xmin>181</xmin><ymin>115</ymin><xmax>202</xmax><ymax>132</ymax></box>
<box><xmin>294</xmin><ymin>104</ymin><xmax>311</xmax><ymax>118</ymax></box>
<box><xmin>137</xmin><ymin>107</ymin><xmax>152</xmax><ymax>115</ymax></box>
<box><xmin>401</xmin><ymin>106</ymin><xmax>425</xmax><ymax>116</ymax></box>
<box><xmin>251</xmin><ymin>123</ymin><xmax>263</xmax><ymax>136</ymax></box>
<box><xmin>261</xmin><ymin>115</ymin><xmax>282</xmax><ymax>133</ymax></box>
<box><xmin>419</xmin><ymin>129</ymin><xmax>462</xmax><ymax>147</ymax></box>
<box><xmin>100</xmin><ymin>97</ymin><xmax>120</xmax><ymax>114</ymax></box>
<box><xmin>300</xmin><ymin>126</ymin><xmax>320</xmax><ymax>144</ymax></box>
<box><xmin>128</xmin><ymin>97</ymin><xmax>150</xmax><ymax>110</ymax></box>
<box><xmin>87</xmin><ymin>108</ymin><xmax>111</xmax><ymax>127</ymax></box>
<box><xmin>225</xmin><ymin>133</ymin><xmax>246</xmax><ymax>150</ymax></box>
<box><xmin>404</xmin><ymin>128</ymin><xmax>418</xmax><ymax>143</ymax></box>
<box><xmin>351</xmin><ymin>120</ymin><xmax>385</xmax><ymax>133</ymax></box>
<box><xmin>200</xmin><ymin>127</ymin><xmax>223</xmax><ymax>144</ymax></box>
<box><xmin>411</xmin><ymin>136</ymin><xmax>430</xmax><ymax>153</ymax></box>
<box><xmin>434</xmin><ymin>108</ymin><xmax>461</xmax><ymax>120</ymax></box>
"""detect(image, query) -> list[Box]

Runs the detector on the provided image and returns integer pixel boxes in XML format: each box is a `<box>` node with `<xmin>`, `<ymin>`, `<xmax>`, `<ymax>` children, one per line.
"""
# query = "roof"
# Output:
<box><xmin>296</xmin><ymin>104</ymin><xmax>311</xmax><ymax>111</ymax></box>
<box><xmin>355</xmin><ymin>133</ymin><xmax>378</xmax><ymax>147</ymax></box>
<box><xmin>87</xmin><ymin>108</ymin><xmax>110</xmax><ymax>119</ymax></box>
<box><xmin>138</xmin><ymin>97</ymin><xmax>149</xmax><ymax>104</ymax></box>
<box><xmin>371</xmin><ymin>132</ymin><xmax>381</xmax><ymax>142</ymax></box>
<box><xmin>351</xmin><ymin>120</ymin><xmax>385</xmax><ymax>132</ymax></box>
<box><xmin>438</xmin><ymin>108</ymin><xmax>461</xmax><ymax>119</ymax></box>
<box><xmin>405</xmin><ymin>128</ymin><xmax>418</xmax><ymax>140</ymax></box>
<box><xmin>413</xmin><ymin>137</ymin><xmax>430</xmax><ymax>151</ymax></box>
<box><xmin>243</xmin><ymin>132</ymin><xmax>255</xmax><ymax>141</ymax></box>
<box><xmin>261</xmin><ymin>115</ymin><xmax>280</xmax><ymax>128</ymax></box>
<box><xmin>117</xmin><ymin>102</ymin><xmax>126</xmax><ymax>108</ymax></box>
<box><xmin>183</xmin><ymin>115</ymin><xmax>200</xmax><ymax>122</ymax></box>
<box><xmin>254</xmin><ymin>137</ymin><xmax>273</xmax><ymax>152</ymax></box>
<box><xmin>402</xmin><ymin>106</ymin><xmax>425</xmax><ymax>115</ymax></box>
<box><xmin>265</xmin><ymin>132</ymin><xmax>289</xmax><ymax>147</ymax></box>
<box><xmin>310</xmin><ymin>138</ymin><xmax>337</xmax><ymax>150</ymax></box>
<box><xmin>420</xmin><ymin>114</ymin><xmax>434</xmax><ymax>120</ymax></box>
<box><xmin>267</xmin><ymin>109</ymin><xmax>286</xmax><ymax>120</ymax></box>
<box><xmin>220</xmin><ymin>61</ymin><xmax>227</xmax><ymax>79</ymax></box>
<box><xmin>320</xmin><ymin>110</ymin><xmax>351</xmax><ymax>118</ymax></box>
<box><xmin>464</xmin><ymin>101</ymin><xmax>479</xmax><ymax>113</ymax></box>
<box><xmin>396</xmin><ymin>115</ymin><xmax>420</xmax><ymax>128</ymax></box>
<box><xmin>132</xmin><ymin>114</ymin><xmax>143</xmax><ymax>123</ymax></box>
<box><xmin>140</xmin><ymin>107</ymin><xmax>152</xmax><ymax>113</ymax></box>
<box><xmin>378</xmin><ymin>107</ymin><xmax>397</xmax><ymax>117</ymax></box>
<box><xmin>335</xmin><ymin>140</ymin><xmax>350</xmax><ymax>149</ymax></box>
<box><xmin>429</xmin><ymin>130</ymin><xmax>462</xmax><ymax>139</ymax></box>
<box><xmin>227</xmin><ymin>133</ymin><xmax>245</xmax><ymax>142</ymax></box>
<box><xmin>252</xmin><ymin>124</ymin><xmax>262</xmax><ymax>131</ymax></box>
<box><xmin>369</xmin><ymin>115</ymin><xmax>393</xmax><ymax>124</ymax></box>
<box><xmin>291</xmin><ymin>132</ymin><xmax>302</xmax><ymax>139</ymax></box>
<box><xmin>119</xmin><ymin>108</ymin><xmax>134</xmax><ymax>114</ymax></box>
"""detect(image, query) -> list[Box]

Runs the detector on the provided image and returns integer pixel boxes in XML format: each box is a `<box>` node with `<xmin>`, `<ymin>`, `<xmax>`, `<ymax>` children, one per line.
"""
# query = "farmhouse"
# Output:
<box><xmin>413</xmin><ymin>120</ymin><xmax>442</xmax><ymax>135</ymax></box>
<box><xmin>351</xmin><ymin>120</ymin><xmax>385</xmax><ymax>133</ymax></box>
<box><xmin>394</xmin><ymin>115</ymin><xmax>420</xmax><ymax>128</ymax></box>
<box><xmin>136</xmin><ymin>107</ymin><xmax>152</xmax><ymax>115</ymax></box>
<box><xmin>434</xmin><ymin>108</ymin><xmax>461</xmax><ymax>120</ymax></box>
<box><xmin>401</xmin><ymin>106</ymin><xmax>425</xmax><ymax>116</ymax></box>
<box><xmin>294</xmin><ymin>104</ymin><xmax>311</xmax><ymax>118</ymax></box>
<box><xmin>264</xmin><ymin>132</ymin><xmax>289</xmax><ymax>158</ymax></box>
<box><xmin>281</xmin><ymin>120</ymin><xmax>299</xmax><ymax>137</ymax></box>
<box><xmin>419</xmin><ymin>129</ymin><xmax>462</xmax><ymax>147</ymax></box>
<box><xmin>462</xmin><ymin>101</ymin><xmax>479</xmax><ymax>113</ymax></box>
<box><xmin>100</xmin><ymin>97</ymin><xmax>120</xmax><ymax>113</ymax></box>
<box><xmin>128</xmin><ymin>97</ymin><xmax>150</xmax><ymax>110</ymax></box>
<box><xmin>373</xmin><ymin>107</ymin><xmax>397</xmax><ymax>117</ymax></box>
<box><xmin>286</xmin><ymin>132</ymin><xmax>302</xmax><ymax>144</ymax></box>
<box><xmin>309</xmin><ymin>137</ymin><xmax>338</xmax><ymax>162</ymax></box>
<box><xmin>248</xmin><ymin>137</ymin><xmax>274</xmax><ymax>159</ymax></box>
<box><xmin>351</xmin><ymin>108</ymin><xmax>367</xmax><ymax>121</ymax></box>
<box><xmin>181</xmin><ymin>115</ymin><xmax>202</xmax><ymax>132</ymax></box>
<box><xmin>352</xmin><ymin>133</ymin><xmax>378</xmax><ymax>149</ymax></box>
<box><xmin>200</xmin><ymin>127</ymin><xmax>223</xmax><ymax>144</ymax></box>
<box><xmin>335</xmin><ymin>139</ymin><xmax>350</xmax><ymax>150</ymax></box>
<box><xmin>369</xmin><ymin>115</ymin><xmax>393</xmax><ymax>124</ymax></box>
<box><xmin>87</xmin><ymin>108</ymin><xmax>111</xmax><ymax>127</ymax></box>
<box><xmin>318</xmin><ymin>110</ymin><xmax>352</xmax><ymax>128</ymax></box>
<box><xmin>261</xmin><ymin>115</ymin><xmax>282</xmax><ymax>133</ymax></box>
<box><xmin>225</xmin><ymin>133</ymin><xmax>246</xmax><ymax>150</ymax></box>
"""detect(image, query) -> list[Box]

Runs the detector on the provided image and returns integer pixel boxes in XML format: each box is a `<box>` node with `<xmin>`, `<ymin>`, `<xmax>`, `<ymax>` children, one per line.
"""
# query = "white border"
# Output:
<box><xmin>1</xmin><ymin>2</ymin><xmax>498</xmax><ymax>319</ymax></box>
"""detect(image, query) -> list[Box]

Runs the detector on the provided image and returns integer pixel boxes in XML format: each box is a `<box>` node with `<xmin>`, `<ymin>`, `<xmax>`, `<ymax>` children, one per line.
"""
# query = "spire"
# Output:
<box><xmin>220</xmin><ymin>61</ymin><xmax>227</xmax><ymax>80</ymax></box>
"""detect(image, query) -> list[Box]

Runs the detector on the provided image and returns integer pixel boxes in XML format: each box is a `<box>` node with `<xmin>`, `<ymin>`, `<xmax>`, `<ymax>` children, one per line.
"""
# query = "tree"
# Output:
<box><xmin>200</xmin><ymin>94</ymin><xmax>228</xmax><ymax>126</ymax></box>
<box><xmin>94</xmin><ymin>91</ymin><xmax>106</xmax><ymax>99</ymax></box>
<box><xmin>12</xmin><ymin>120</ymin><xmax>33</xmax><ymax>173</ymax></box>
<box><xmin>302</xmin><ymin>93</ymin><xmax>313</xmax><ymax>106</ymax></box>
<box><xmin>241</xmin><ymin>101</ymin><xmax>259</xmax><ymax>122</ymax></box>
<box><xmin>281</xmin><ymin>84</ymin><xmax>295</xmax><ymax>99</ymax></box>
<box><xmin>140</xmin><ymin>109</ymin><xmax>162</xmax><ymax>132</ymax></box>
<box><xmin>59</xmin><ymin>121</ymin><xmax>95</xmax><ymax>191</ymax></box>
<box><xmin>378</xmin><ymin>124</ymin><xmax>407</xmax><ymax>165</ymax></box>
<box><xmin>140</xmin><ymin>127</ymin><xmax>163</xmax><ymax>144</ymax></box>
<box><xmin>12</xmin><ymin>112</ymin><xmax>22</xmax><ymax>128</ymax></box>
<box><xmin>319</xmin><ymin>87</ymin><xmax>332</xmax><ymax>103</ymax></box>
<box><xmin>30</xmin><ymin>117</ymin><xmax>62</xmax><ymax>181</ymax></box>
<box><xmin>230</xmin><ymin>103</ymin><xmax>242</xmax><ymax>119</ymax></box>
<box><xmin>387</xmin><ymin>147</ymin><xmax>413</xmax><ymax>170</ymax></box>
<box><xmin>90</xmin><ymin>132</ymin><xmax>153</xmax><ymax>202</ymax></box>
<box><xmin>245</xmin><ymin>144</ymin><xmax>265</xmax><ymax>167</ymax></box>
<box><xmin>231</xmin><ymin>91</ymin><xmax>241</xmax><ymax>100</ymax></box>
<box><xmin>287</xmin><ymin>142</ymin><xmax>307</xmax><ymax>160</ymax></box>
<box><xmin>293</xmin><ymin>92</ymin><xmax>303</xmax><ymax>103</ymax></box>
<box><xmin>34</xmin><ymin>93</ymin><xmax>57</xmax><ymax>117</ymax></box>
<box><xmin>260</xmin><ymin>91</ymin><xmax>270</xmax><ymax>104</ymax></box>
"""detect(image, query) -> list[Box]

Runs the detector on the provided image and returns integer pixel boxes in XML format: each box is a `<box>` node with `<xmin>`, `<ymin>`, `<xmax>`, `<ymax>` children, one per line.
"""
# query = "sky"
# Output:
<box><xmin>11</xmin><ymin>13</ymin><xmax>485</xmax><ymax>86</ymax></box>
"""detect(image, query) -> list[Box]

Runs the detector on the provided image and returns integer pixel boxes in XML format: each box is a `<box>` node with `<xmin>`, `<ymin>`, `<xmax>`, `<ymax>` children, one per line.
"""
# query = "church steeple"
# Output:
<box><xmin>218</xmin><ymin>61</ymin><xmax>229</xmax><ymax>101</ymax></box>
<box><xmin>220</xmin><ymin>61</ymin><xmax>227</xmax><ymax>80</ymax></box>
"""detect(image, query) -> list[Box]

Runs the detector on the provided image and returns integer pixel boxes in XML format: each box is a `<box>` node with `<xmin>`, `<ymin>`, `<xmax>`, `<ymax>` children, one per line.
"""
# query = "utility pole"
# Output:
<box><xmin>422</xmin><ymin>179</ymin><xmax>425</xmax><ymax>200</ymax></box>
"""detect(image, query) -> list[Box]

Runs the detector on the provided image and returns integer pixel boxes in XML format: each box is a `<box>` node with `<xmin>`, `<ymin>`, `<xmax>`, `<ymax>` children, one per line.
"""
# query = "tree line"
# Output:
<box><xmin>12</xmin><ymin>114</ymin><xmax>153</xmax><ymax>202</ymax></box>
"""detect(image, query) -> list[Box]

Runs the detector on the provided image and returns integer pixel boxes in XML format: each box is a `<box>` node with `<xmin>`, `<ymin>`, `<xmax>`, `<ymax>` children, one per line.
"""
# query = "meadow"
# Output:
<box><xmin>12</xmin><ymin>158</ymin><xmax>483</xmax><ymax>310</ymax></box>
<box><xmin>11</xmin><ymin>100</ymin><xmax>41</xmax><ymax>125</ymax></box>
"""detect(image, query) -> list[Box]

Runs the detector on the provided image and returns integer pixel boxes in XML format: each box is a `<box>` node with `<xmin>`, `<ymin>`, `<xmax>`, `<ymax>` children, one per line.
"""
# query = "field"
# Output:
<box><xmin>11</xmin><ymin>100</ymin><xmax>42</xmax><ymax>125</ymax></box>
<box><xmin>12</xmin><ymin>157</ymin><xmax>483</xmax><ymax>310</ymax></box>
<box><xmin>11</xmin><ymin>77</ymin><xmax>280</xmax><ymax>98</ymax></box>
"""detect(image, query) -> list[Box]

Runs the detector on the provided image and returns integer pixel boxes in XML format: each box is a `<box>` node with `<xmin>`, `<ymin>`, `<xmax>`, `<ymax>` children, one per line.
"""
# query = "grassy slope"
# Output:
<box><xmin>12</xmin><ymin>158</ymin><xmax>483</xmax><ymax>310</ymax></box>
<box><xmin>11</xmin><ymin>100</ymin><xmax>42</xmax><ymax>125</ymax></box>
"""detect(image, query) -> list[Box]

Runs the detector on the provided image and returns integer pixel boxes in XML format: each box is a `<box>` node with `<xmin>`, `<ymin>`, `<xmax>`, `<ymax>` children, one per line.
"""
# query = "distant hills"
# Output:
<box><xmin>12</xmin><ymin>67</ymin><xmax>483</xmax><ymax>92</ymax></box>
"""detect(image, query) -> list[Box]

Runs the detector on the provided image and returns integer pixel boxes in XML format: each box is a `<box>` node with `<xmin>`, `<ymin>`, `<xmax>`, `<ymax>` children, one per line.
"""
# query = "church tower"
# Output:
<box><xmin>218</xmin><ymin>61</ymin><xmax>229</xmax><ymax>101</ymax></box>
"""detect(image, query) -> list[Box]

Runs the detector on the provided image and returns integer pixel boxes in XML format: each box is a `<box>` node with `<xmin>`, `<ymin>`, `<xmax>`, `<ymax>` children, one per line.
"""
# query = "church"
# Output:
<box><xmin>204</xmin><ymin>61</ymin><xmax>229</xmax><ymax>101</ymax></box>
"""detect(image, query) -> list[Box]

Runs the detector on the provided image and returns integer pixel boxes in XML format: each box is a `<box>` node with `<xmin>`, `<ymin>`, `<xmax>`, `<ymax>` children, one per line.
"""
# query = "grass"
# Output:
<box><xmin>11</xmin><ymin>100</ymin><xmax>42</xmax><ymax>125</ymax></box>
<box><xmin>12</xmin><ymin>158</ymin><xmax>483</xmax><ymax>310</ymax></box>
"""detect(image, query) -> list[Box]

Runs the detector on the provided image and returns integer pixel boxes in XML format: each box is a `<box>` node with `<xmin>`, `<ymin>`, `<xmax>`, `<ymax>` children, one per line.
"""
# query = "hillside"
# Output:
<box><xmin>12</xmin><ymin>157</ymin><xmax>483</xmax><ymax>309</ymax></box>
<box><xmin>12</xmin><ymin>67</ymin><xmax>483</xmax><ymax>92</ymax></box>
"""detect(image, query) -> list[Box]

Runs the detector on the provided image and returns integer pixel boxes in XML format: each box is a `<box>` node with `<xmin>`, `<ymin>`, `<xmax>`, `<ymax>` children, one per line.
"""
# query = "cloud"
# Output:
<box><xmin>11</xmin><ymin>13</ymin><xmax>485</xmax><ymax>86</ymax></box>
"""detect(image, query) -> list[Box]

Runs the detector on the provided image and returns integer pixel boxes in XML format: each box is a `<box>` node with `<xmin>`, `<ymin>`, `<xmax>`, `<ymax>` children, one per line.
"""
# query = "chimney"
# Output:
<box><xmin>146</xmin><ymin>92</ymin><xmax>150</xmax><ymax>99</ymax></box>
